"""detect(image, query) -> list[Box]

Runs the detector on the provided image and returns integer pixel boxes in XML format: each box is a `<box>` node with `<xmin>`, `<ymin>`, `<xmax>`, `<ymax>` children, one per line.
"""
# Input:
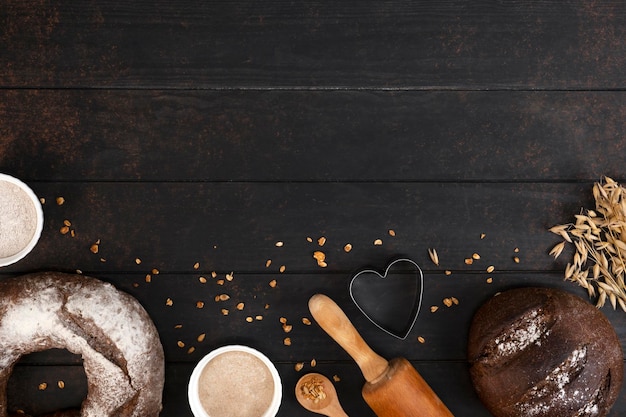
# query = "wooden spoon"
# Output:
<box><xmin>295</xmin><ymin>373</ymin><xmax>349</xmax><ymax>417</ymax></box>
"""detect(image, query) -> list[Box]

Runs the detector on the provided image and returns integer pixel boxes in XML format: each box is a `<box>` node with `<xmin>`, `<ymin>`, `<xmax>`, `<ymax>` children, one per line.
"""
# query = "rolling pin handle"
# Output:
<box><xmin>308</xmin><ymin>294</ymin><xmax>389</xmax><ymax>382</ymax></box>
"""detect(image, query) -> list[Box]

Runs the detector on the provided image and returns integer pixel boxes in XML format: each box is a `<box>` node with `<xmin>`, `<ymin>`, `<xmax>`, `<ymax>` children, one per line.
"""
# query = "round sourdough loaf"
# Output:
<box><xmin>468</xmin><ymin>287</ymin><xmax>623</xmax><ymax>417</ymax></box>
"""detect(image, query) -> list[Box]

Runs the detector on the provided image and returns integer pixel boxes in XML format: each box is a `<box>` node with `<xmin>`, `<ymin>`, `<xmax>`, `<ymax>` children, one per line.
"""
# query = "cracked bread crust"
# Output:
<box><xmin>468</xmin><ymin>287</ymin><xmax>623</xmax><ymax>417</ymax></box>
<box><xmin>0</xmin><ymin>272</ymin><xmax>164</xmax><ymax>417</ymax></box>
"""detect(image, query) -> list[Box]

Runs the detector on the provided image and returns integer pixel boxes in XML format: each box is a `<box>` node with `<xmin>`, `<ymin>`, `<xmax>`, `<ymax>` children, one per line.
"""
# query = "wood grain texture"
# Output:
<box><xmin>2</xmin><ymin>0</ymin><xmax>626</xmax><ymax>415</ymax></box>
<box><xmin>0</xmin><ymin>181</ymin><xmax>596</xmax><ymax>274</ymax></box>
<box><xmin>1</xmin><ymin>90</ymin><xmax>626</xmax><ymax>182</ymax></box>
<box><xmin>2</xmin><ymin>1</ymin><xmax>626</xmax><ymax>89</ymax></box>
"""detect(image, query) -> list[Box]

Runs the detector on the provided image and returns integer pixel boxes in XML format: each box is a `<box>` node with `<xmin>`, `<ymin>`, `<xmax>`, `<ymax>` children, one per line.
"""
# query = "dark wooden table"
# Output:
<box><xmin>2</xmin><ymin>1</ymin><xmax>626</xmax><ymax>416</ymax></box>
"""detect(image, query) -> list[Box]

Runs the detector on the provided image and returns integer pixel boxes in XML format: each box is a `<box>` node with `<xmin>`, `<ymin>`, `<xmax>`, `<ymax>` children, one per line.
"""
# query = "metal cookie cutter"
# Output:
<box><xmin>349</xmin><ymin>258</ymin><xmax>424</xmax><ymax>340</ymax></box>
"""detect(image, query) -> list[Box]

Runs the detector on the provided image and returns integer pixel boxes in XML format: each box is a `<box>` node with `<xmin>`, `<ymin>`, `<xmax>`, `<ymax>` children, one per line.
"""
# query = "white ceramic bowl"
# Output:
<box><xmin>0</xmin><ymin>173</ymin><xmax>44</xmax><ymax>267</ymax></box>
<box><xmin>188</xmin><ymin>345</ymin><xmax>282</xmax><ymax>417</ymax></box>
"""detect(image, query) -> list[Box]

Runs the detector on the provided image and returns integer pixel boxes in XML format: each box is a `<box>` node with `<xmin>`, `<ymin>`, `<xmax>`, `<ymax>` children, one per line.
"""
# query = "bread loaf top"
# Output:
<box><xmin>468</xmin><ymin>287</ymin><xmax>623</xmax><ymax>417</ymax></box>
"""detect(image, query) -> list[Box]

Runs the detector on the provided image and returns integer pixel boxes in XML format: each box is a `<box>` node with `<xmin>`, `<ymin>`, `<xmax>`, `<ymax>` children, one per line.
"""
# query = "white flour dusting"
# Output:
<box><xmin>495</xmin><ymin>309</ymin><xmax>546</xmax><ymax>356</ymax></box>
<box><xmin>0</xmin><ymin>180</ymin><xmax>37</xmax><ymax>258</ymax></box>
<box><xmin>516</xmin><ymin>346</ymin><xmax>597</xmax><ymax>416</ymax></box>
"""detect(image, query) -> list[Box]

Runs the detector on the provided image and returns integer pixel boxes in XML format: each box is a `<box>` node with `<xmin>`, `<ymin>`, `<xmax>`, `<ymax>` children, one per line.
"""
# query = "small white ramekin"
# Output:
<box><xmin>0</xmin><ymin>173</ymin><xmax>44</xmax><ymax>267</ymax></box>
<box><xmin>188</xmin><ymin>345</ymin><xmax>282</xmax><ymax>417</ymax></box>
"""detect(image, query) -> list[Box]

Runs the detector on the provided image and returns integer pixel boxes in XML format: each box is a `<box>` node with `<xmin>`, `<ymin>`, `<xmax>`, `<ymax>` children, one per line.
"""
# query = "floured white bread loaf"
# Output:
<box><xmin>0</xmin><ymin>272</ymin><xmax>164</xmax><ymax>417</ymax></box>
<box><xmin>468</xmin><ymin>287</ymin><xmax>623</xmax><ymax>417</ymax></box>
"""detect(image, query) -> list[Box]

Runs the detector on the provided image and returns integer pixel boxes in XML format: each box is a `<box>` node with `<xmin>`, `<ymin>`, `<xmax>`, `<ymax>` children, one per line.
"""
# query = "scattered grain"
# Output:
<box><xmin>57</xmin><ymin>381</ymin><xmax>65</xmax><ymax>389</ymax></box>
<box><xmin>221</xmin><ymin>309</ymin><xmax>229</xmax><ymax>315</ymax></box>
<box><xmin>294</xmin><ymin>362</ymin><xmax>304</xmax><ymax>371</ymax></box>
<box><xmin>187</xmin><ymin>347</ymin><xmax>196</xmax><ymax>354</ymax></box>
<box><xmin>196</xmin><ymin>301</ymin><xmax>205</xmax><ymax>309</ymax></box>
<box><xmin>333</xmin><ymin>375</ymin><xmax>341</xmax><ymax>382</ymax></box>
<box><xmin>430</xmin><ymin>306</ymin><xmax>439</xmax><ymax>313</ymax></box>
<box><xmin>246</xmin><ymin>316</ymin><xmax>254</xmax><ymax>323</ymax></box>
<box><xmin>266</xmin><ymin>259</ymin><xmax>272</xmax><ymax>268</ymax></box>
<box><xmin>472</xmin><ymin>253</ymin><xmax>480</xmax><ymax>260</ymax></box>
<box><xmin>198</xmin><ymin>276</ymin><xmax>207</xmax><ymax>284</ymax></box>
<box><xmin>418</xmin><ymin>336</ymin><xmax>425</xmax><ymax>344</ymax></box>
<box><xmin>135</xmin><ymin>258</ymin><xmax>142</xmax><ymax>265</ymax></box>
<box><xmin>279</xmin><ymin>265</ymin><xmax>286</xmax><ymax>273</ymax></box>
<box><xmin>193</xmin><ymin>262</ymin><xmax>200</xmax><ymax>270</ymax></box>
<box><xmin>275</xmin><ymin>241</ymin><xmax>284</xmax><ymax>247</ymax></box>
<box><xmin>226</xmin><ymin>272</ymin><xmax>234</xmax><ymax>281</ymax></box>
<box><xmin>486</xmin><ymin>265</ymin><xmax>495</xmax><ymax>273</ymax></box>
<box><xmin>310</xmin><ymin>359</ymin><xmax>317</xmax><ymax>367</ymax></box>
<box><xmin>486</xmin><ymin>277</ymin><xmax>493</xmax><ymax>284</ymax></box>
<box><xmin>56</xmin><ymin>197</ymin><xmax>65</xmax><ymax>205</ymax></box>
<box><xmin>60</xmin><ymin>226</ymin><xmax>70</xmax><ymax>235</ymax></box>
<box><xmin>388</xmin><ymin>229</ymin><xmax>396</xmax><ymax>236</ymax></box>
<box><xmin>428</xmin><ymin>248</ymin><xmax>439</xmax><ymax>266</ymax></box>
<box><xmin>236</xmin><ymin>302</ymin><xmax>245</xmax><ymax>310</ymax></box>
<box><xmin>165</xmin><ymin>298</ymin><xmax>173</xmax><ymax>306</ymax></box>
<box><xmin>197</xmin><ymin>333</ymin><xmax>206</xmax><ymax>342</ymax></box>
<box><xmin>302</xmin><ymin>317</ymin><xmax>312</xmax><ymax>325</ymax></box>
<box><xmin>374</xmin><ymin>239</ymin><xmax>383</xmax><ymax>246</ymax></box>
<box><xmin>269</xmin><ymin>279</ymin><xmax>277</xmax><ymax>288</ymax></box>
<box><xmin>513</xmin><ymin>256</ymin><xmax>520</xmax><ymax>263</ymax></box>
<box><xmin>38</xmin><ymin>383</ymin><xmax>47</xmax><ymax>391</ymax></box>
<box><xmin>283</xmin><ymin>337</ymin><xmax>291</xmax><ymax>346</ymax></box>
<box><xmin>344</xmin><ymin>243</ymin><xmax>352</xmax><ymax>252</ymax></box>
<box><xmin>313</xmin><ymin>251</ymin><xmax>327</xmax><ymax>267</ymax></box>
<box><xmin>317</xmin><ymin>236</ymin><xmax>326</xmax><ymax>246</ymax></box>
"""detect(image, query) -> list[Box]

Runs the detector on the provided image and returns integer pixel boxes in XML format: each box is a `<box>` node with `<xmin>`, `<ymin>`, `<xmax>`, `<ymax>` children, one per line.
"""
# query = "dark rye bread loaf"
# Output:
<box><xmin>468</xmin><ymin>287</ymin><xmax>623</xmax><ymax>417</ymax></box>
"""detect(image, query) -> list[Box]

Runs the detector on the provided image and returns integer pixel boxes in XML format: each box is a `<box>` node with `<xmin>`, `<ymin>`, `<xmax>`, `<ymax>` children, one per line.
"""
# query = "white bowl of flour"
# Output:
<box><xmin>0</xmin><ymin>174</ymin><xmax>44</xmax><ymax>267</ymax></box>
<box><xmin>188</xmin><ymin>345</ymin><xmax>282</xmax><ymax>417</ymax></box>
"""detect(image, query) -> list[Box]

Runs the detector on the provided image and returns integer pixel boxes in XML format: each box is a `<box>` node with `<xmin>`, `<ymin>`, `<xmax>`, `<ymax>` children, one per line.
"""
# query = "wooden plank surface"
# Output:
<box><xmin>2</xmin><ymin>1</ymin><xmax>626</xmax><ymax>89</ymax></box>
<box><xmin>0</xmin><ymin>181</ymin><xmax>596</xmax><ymax>274</ymax></box>
<box><xmin>1</xmin><ymin>90</ymin><xmax>626</xmax><ymax>182</ymax></box>
<box><xmin>2</xmin><ymin>0</ymin><xmax>626</xmax><ymax>416</ymax></box>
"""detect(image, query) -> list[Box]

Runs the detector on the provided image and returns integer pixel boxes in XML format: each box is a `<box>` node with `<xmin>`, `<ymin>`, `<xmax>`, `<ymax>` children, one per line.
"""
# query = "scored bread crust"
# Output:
<box><xmin>0</xmin><ymin>272</ymin><xmax>164</xmax><ymax>417</ymax></box>
<box><xmin>468</xmin><ymin>287</ymin><xmax>623</xmax><ymax>417</ymax></box>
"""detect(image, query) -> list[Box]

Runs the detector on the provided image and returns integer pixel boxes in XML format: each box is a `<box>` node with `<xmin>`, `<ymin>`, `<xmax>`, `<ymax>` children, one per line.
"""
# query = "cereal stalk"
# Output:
<box><xmin>550</xmin><ymin>177</ymin><xmax>626</xmax><ymax>311</ymax></box>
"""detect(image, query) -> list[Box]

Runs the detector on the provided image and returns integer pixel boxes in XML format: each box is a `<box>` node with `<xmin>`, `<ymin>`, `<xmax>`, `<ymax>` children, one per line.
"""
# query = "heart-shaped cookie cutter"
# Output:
<box><xmin>349</xmin><ymin>258</ymin><xmax>424</xmax><ymax>340</ymax></box>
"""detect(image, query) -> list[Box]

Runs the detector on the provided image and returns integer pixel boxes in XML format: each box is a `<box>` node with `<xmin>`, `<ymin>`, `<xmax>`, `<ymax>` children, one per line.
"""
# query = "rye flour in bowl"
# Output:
<box><xmin>0</xmin><ymin>174</ymin><xmax>44</xmax><ymax>266</ymax></box>
<box><xmin>188</xmin><ymin>345</ymin><xmax>282</xmax><ymax>417</ymax></box>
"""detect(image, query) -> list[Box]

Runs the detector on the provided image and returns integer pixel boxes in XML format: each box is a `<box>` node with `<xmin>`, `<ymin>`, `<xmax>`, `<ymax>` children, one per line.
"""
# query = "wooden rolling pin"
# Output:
<box><xmin>309</xmin><ymin>294</ymin><xmax>454</xmax><ymax>417</ymax></box>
